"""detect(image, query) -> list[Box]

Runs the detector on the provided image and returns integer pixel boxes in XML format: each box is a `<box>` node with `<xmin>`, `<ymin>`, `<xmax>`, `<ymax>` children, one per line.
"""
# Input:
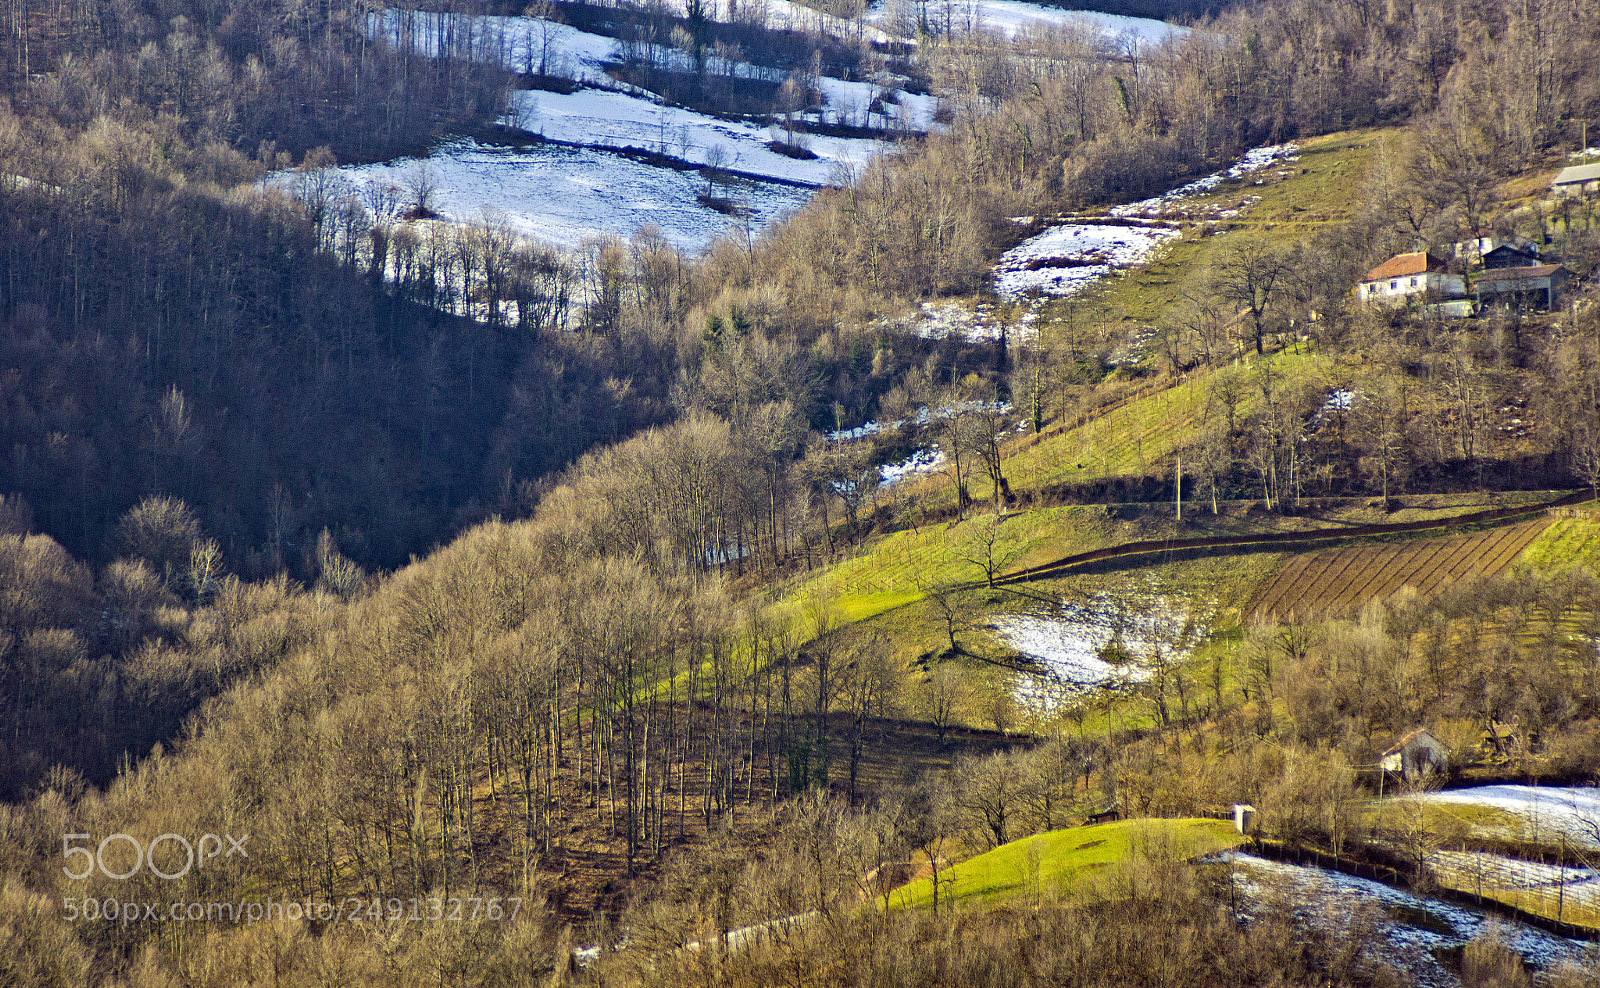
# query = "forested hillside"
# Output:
<box><xmin>2</xmin><ymin>0</ymin><xmax>1600</xmax><ymax>982</ymax></box>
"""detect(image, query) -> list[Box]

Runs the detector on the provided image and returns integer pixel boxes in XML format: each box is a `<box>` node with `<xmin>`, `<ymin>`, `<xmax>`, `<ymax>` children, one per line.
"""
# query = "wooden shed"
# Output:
<box><xmin>1379</xmin><ymin>728</ymin><xmax>1449</xmax><ymax>781</ymax></box>
<box><xmin>1480</xmin><ymin>244</ymin><xmax>1540</xmax><ymax>270</ymax></box>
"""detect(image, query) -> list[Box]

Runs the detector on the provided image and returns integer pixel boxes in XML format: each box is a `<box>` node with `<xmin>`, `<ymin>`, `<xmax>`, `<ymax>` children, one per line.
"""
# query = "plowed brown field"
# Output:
<box><xmin>1251</xmin><ymin>520</ymin><xmax>1551</xmax><ymax>619</ymax></box>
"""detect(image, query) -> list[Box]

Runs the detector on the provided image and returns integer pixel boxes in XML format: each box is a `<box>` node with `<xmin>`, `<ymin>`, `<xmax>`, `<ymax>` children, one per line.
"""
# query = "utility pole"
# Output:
<box><xmin>1175</xmin><ymin>455</ymin><xmax>1182</xmax><ymax>521</ymax></box>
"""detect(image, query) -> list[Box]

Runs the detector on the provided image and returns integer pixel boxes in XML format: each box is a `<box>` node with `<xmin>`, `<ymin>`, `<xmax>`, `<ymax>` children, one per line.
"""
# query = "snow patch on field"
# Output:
<box><xmin>987</xmin><ymin>143</ymin><xmax>1299</xmax><ymax>301</ymax></box>
<box><xmin>375</xmin><ymin>9</ymin><xmax>934</xmax><ymax>131</ymax></box>
<box><xmin>879</xmin><ymin>448</ymin><xmax>945</xmax><ymax>486</ymax></box>
<box><xmin>995</xmin><ymin>613</ymin><xmax>1155</xmax><ymax>686</ymax></box>
<box><xmin>511</xmin><ymin>88</ymin><xmax>885</xmax><ymax>185</ymax></box>
<box><xmin>996</xmin><ymin>590</ymin><xmax>1202</xmax><ymax>705</ymax></box>
<box><xmin>1213</xmin><ymin>852</ymin><xmax>1597</xmax><ymax>985</ymax></box>
<box><xmin>868</xmin><ymin>0</ymin><xmax>1186</xmax><ymax>42</ymax></box>
<box><xmin>908</xmin><ymin>299</ymin><xmax>1040</xmax><ymax>342</ymax></box>
<box><xmin>992</xmin><ymin>223</ymin><xmax>1179</xmax><ymax>299</ymax></box>
<box><xmin>1415</xmin><ymin>786</ymin><xmax>1600</xmax><ymax>849</ymax></box>
<box><xmin>1430</xmin><ymin>851</ymin><xmax>1600</xmax><ymax>906</ymax></box>
<box><xmin>336</xmin><ymin>139</ymin><xmax>810</xmax><ymax>251</ymax></box>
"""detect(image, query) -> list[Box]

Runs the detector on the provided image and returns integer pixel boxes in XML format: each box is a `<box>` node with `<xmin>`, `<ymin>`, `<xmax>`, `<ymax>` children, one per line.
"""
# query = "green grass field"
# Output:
<box><xmin>1518</xmin><ymin>509</ymin><xmax>1600</xmax><ymax>571</ymax></box>
<box><xmin>999</xmin><ymin>349</ymin><xmax>1335</xmax><ymax>497</ymax></box>
<box><xmin>891</xmin><ymin>818</ymin><xmax>1245</xmax><ymax>909</ymax></box>
<box><xmin>1072</xmin><ymin>128</ymin><xmax>1392</xmax><ymax>327</ymax></box>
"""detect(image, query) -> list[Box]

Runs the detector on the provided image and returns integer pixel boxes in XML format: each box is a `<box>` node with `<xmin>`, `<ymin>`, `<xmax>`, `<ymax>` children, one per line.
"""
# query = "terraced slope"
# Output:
<box><xmin>1250</xmin><ymin>520</ymin><xmax>1551</xmax><ymax>619</ymax></box>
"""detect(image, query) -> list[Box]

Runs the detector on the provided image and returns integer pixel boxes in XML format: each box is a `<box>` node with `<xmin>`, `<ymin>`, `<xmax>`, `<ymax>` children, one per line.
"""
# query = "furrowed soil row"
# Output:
<box><xmin>1348</xmin><ymin>543</ymin><xmax>1427</xmax><ymax>605</ymax></box>
<box><xmin>1375</xmin><ymin>543</ymin><xmax>1437</xmax><ymax>600</ymax></box>
<box><xmin>1415</xmin><ymin>532</ymin><xmax>1490</xmax><ymax>595</ymax></box>
<box><xmin>1250</xmin><ymin>519</ymin><xmax>1556</xmax><ymax>619</ymax></box>
<box><xmin>1435</xmin><ymin>526</ymin><xmax>1522</xmax><ymax>589</ymax></box>
<box><xmin>1305</xmin><ymin>548</ymin><xmax>1369</xmax><ymax>604</ymax></box>
<box><xmin>1445</xmin><ymin>528</ymin><xmax>1517</xmax><ymax>588</ymax></box>
<box><xmin>1329</xmin><ymin>543</ymin><xmax>1408</xmax><ymax>609</ymax></box>
<box><xmin>1384</xmin><ymin>538</ymin><xmax>1446</xmax><ymax>594</ymax></box>
<box><xmin>1479</xmin><ymin>522</ymin><xmax>1547</xmax><ymax>576</ymax></box>
<box><xmin>1252</xmin><ymin>552</ymin><xmax>1318</xmax><ymax>614</ymax></box>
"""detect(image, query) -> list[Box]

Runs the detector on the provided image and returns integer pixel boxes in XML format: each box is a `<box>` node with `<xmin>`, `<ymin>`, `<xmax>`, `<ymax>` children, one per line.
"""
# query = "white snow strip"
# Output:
<box><xmin>654</xmin><ymin>0</ymin><xmax>898</xmax><ymax>43</ymax></box>
<box><xmin>907</xmin><ymin>299</ymin><xmax>1042</xmax><ymax>342</ymax></box>
<box><xmin>823</xmin><ymin>400</ymin><xmax>1006</xmax><ymax>442</ymax></box>
<box><xmin>1430</xmin><ymin>851</ymin><xmax>1597</xmax><ymax>895</ymax></box>
<box><xmin>371</xmin><ymin>10</ymin><xmax>618</xmax><ymax>83</ymax></box>
<box><xmin>1108</xmin><ymin>142</ymin><xmax>1299</xmax><ymax>218</ymax></box>
<box><xmin>996</xmin><ymin>590</ymin><xmax>1200</xmax><ymax>707</ymax></box>
<box><xmin>334</xmin><ymin>139</ymin><xmax>811</xmax><ymax>252</ymax></box>
<box><xmin>1415</xmin><ymin>786</ymin><xmax>1600</xmax><ymax>849</ymax></box>
<box><xmin>510</xmin><ymin>87</ymin><xmax>886</xmax><ymax>185</ymax></box>
<box><xmin>1213</xmin><ymin>852</ymin><xmax>1597</xmax><ymax>984</ymax></box>
<box><xmin>879</xmin><ymin>447</ymin><xmax>945</xmax><ymax>486</ymax></box>
<box><xmin>874</xmin><ymin>0</ymin><xmax>1186</xmax><ymax>43</ymax></box>
<box><xmin>992</xmin><ymin>223</ymin><xmax>1179</xmax><ymax>299</ymax></box>
<box><xmin>374</xmin><ymin>8</ymin><xmax>936</xmax><ymax>132</ymax></box>
<box><xmin>995</xmin><ymin>614</ymin><xmax>1156</xmax><ymax>686</ymax></box>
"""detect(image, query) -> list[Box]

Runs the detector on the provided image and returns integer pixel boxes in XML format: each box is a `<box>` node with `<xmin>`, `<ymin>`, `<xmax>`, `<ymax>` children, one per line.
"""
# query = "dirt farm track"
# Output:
<box><xmin>1250</xmin><ymin>520</ymin><xmax>1551</xmax><ymax>619</ymax></box>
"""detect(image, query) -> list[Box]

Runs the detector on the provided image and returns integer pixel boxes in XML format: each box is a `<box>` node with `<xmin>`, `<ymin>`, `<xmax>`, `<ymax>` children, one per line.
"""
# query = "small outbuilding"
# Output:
<box><xmin>1085</xmin><ymin>804</ymin><xmax>1122</xmax><ymax>825</ymax></box>
<box><xmin>1475</xmin><ymin>264</ymin><xmax>1568</xmax><ymax>311</ymax></box>
<box><xmin>1481</xmin><ymin>244</ymin><xmax>1541</xmax><ymax>269</ymax></box>
<box><xmin>1380</xmin><ymin>728</ymin><xmax>1449</xmax><ymax>782</ymax></box>
<box><xmin>1552</xmin><ymin>163</ymin><xmax>1600</xmax><ymax>197</ymax></box>
<box><xmin>1232</xmin><ymin>803</ymin><xmax>1257</xmax><ymax>834</ymax></box>
<box><xmin>1357</xmin><ymin>252</ymin><xmax>1465</xmax><ymax>306</ymax></box>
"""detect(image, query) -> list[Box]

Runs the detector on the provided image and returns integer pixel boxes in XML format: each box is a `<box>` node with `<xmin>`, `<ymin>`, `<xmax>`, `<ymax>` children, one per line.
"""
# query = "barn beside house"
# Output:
<box><xmin>1380</xmin><ymin>728</ymin><xmax>1449</xmax><ymax>781</ymax></box>
<box><xmin>1552</xmin><ymin>163</ymin><xmax>1600</xmax><ymax>197</ymax></box>
<box><xmin>1357</xmin><ymin>252</ymin><xmax>1465</xmax><ymax>306</ymax></box>
<box><xmin>1480</xmin><ymin>244</ymin><xmax>1540</xmax><ymax>269</ymax></box>
<box><xmin>1475</xmin><ymin>264</ymin><xmax>1568</xmax><ymax>310</ymax></box>
<box><xmin>1454</xmin><ymin>236</ymin><xmax>1539</xmax><ymax>268</ymax></box>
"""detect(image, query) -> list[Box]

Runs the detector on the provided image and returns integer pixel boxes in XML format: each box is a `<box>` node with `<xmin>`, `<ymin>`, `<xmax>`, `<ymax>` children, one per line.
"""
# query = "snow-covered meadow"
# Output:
<box><xmin>996</xmin><ymin>589</ymin><xmax>1203</xmax><ymax>705</ymax></box>
<box><xmin>337</xmin><ymin>0</ymin><xmax>1217</xmax><ymax>257</ymax></box>
<box><xmin>872</xmin><ymin>0</ymin><xmax>1187</xmax><ymax>42</ymax></box>
<box><xmin>1414</xmin><ymin>785</ymin><xmax>1600</xmax><ymax>849</ymax></box>
<box><xmin>1429</xmin><ymin>851</ymin><xmax>1600</xmax><ymax>911</ymax></box>
<box><xmin>508</xmin><ymin>88</ymin><xmax>886</xmax><ymax>185</ymax></box>
<box><xmin>1212</xmin><ymin>852</ymin><xmax>1597</xmax><ymax>986</ymax></box>
<box><xmin>992</xmin><ymin>223</ymin><xmax>1180</xmax><ymax>299</ymax></box>
<box><xmin>990</xmin><ymin>142</ymin><xmax>1298</xmax><ymax>299</ymax></box>
<box><xmin>335</xmin><ymin>139</ymin><xmax>812</xmax><ymax>251</ymax></box>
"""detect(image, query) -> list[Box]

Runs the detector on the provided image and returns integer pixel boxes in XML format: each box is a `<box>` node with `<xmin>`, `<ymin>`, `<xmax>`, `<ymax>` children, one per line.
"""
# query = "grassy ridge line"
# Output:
<box><xmin>993</xmin><ymin>490</ymin><xmax>1585</xmax><ymax>587</ymax></box>
<box><xmin>890</xmin><ymin>818</ymin><xmax>1244</xmax><ymax>909</ymax></box>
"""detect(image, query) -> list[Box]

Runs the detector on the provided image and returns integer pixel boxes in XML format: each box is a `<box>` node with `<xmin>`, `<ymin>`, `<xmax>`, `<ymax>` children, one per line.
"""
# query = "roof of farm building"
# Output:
<box><xmin>1476</xmin><ymin>264</ymin><xmax>1564</xmax><ymax>284</ymax></box>
<box><xmin>1381</xmin><ymin>728</ymin><xmax>1444</xmax><ymax>758</ymax></box>
<box><xmin>1362</xmin><ymin>252</ymin><xmax>1447</xmax><ymax>282</ymax></box>
<box><xmin>1553</xmin><ymin>163</ymin><xmax>1600</xmax><ymax>186</ymax></box>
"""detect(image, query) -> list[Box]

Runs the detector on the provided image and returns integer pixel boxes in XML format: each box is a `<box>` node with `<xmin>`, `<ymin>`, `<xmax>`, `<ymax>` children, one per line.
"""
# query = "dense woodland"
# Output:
<box><xmin>2</xmin><ymin>0</ymin><xmax>1600</xmax><ymax>980</ymax></box>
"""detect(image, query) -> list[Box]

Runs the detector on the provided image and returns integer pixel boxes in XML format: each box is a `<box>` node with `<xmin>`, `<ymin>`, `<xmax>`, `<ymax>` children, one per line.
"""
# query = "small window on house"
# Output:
<box><xmin>1390</xmin><ymin>281</ymin><xmax>1398</xmax><ymax>289</ymax></box>
<box><xmin>1410</xmin><ymin>277</ymin><xmax>1418</xmax><ymax>287</ymax></box>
